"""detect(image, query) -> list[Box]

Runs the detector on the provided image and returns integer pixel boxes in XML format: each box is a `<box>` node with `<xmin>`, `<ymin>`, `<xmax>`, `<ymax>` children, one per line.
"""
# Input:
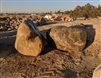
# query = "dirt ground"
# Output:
<box><xmin>0</xmin><ymin>18</ymin><xmax>101</xmax><ymax>78</ymax></box>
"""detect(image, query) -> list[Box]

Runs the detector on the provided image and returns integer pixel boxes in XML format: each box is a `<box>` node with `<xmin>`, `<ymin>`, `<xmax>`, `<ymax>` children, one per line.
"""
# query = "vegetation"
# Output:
<box><xmin>56</xmin><ymin>3</ymin><xmax>101</xmax><ymax>18</ymax></box>
<box><xmin>0</xmin><ymin>3</ymin><xmax>100</xmax><ymax>18</ymax></box>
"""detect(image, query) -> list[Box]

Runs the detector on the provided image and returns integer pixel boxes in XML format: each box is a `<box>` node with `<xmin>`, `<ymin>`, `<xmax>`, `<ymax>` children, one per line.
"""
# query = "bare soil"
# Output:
<box><xmin>0</xmin><ymin>18</ymin><xmax>101</xmax><ymax>78</ymax></box>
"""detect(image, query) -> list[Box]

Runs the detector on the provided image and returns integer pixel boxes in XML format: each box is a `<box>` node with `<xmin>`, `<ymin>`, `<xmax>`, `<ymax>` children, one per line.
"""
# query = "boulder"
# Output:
<box><xmin>15</xmin><ymin>20</ymin><xmax>46</xmax><ymax>56</ymax></box>
<box><xmin>92</xmin><ymin>64</ymin><xmax>101</xmax><ymax>78</ymax></box>
<box><xmin>47</xmin><ymin>26</ymin><xmax>87</xmax><ymax>52</ymax></box>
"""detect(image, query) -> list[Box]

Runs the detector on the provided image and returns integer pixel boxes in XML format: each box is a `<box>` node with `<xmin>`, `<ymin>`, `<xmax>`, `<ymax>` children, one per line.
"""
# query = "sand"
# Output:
<box><xmin>0</xmin><ymin>18</ymin><xmax>101</xmax><ymax>78</ymax></box>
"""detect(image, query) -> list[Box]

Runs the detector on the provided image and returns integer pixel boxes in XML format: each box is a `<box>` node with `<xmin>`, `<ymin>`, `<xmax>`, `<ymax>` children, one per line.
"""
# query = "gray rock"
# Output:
<box><xmin>0</xmin><ymin>25</ymin><xmax>7</xmax><ymax>31</ymax></box>
<box><xmin>15</xmin><ymin>20</ymin><xmax>46</xmax><ymax>56</ymax></box>
<box><xmin>47</xmin><ymin>26</ymin><xmax>87</xmax><ymax>52</ymax></box>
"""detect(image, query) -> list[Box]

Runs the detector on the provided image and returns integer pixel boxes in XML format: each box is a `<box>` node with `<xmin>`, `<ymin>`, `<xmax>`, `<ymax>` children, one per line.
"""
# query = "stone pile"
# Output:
<box><xmin>0</xmin><ymin>16</ymin><xmax>47</xmax><ymax>31</ymax></box>
<box><xmin>0</xmin><ymin>16</ymin><xmax>24</xmax><ymax>31</ymax></box>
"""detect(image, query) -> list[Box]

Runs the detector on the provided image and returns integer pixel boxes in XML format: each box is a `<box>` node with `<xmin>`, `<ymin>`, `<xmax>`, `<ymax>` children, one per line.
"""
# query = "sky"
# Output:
<box><xmin>0</xmin><ymin>0</ymin><xmax>101</xmax><ymax>13</ymax></box>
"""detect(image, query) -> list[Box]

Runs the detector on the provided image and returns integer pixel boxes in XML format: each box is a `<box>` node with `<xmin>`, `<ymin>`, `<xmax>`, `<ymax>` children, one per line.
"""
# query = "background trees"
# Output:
<box><xmin>55</xmin><ymin>3</ymin><xmax>101</xmax><ymax>18</ymax></box>
<box><xmin>97</xmin><ymin>5</ymin><xmax>101</xmax><ymax>16</ymax></box>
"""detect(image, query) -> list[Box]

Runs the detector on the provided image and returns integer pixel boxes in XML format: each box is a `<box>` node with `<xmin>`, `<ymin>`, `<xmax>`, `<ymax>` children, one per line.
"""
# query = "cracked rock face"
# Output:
<box><xmin>47</xmin><ymin>26</ymin><xmax>87</xmax><ymax>52</ymax></box>
<box><xmin>15</xmin><ymin>20</ymin><xmax>46</xmax><ymax>56</ymax></box>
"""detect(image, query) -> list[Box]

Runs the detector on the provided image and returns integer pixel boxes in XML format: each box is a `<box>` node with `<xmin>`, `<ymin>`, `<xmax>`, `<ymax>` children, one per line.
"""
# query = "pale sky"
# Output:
<box><xmin>0</xmin><ymin>0</ymin><xmax>101</xmax><ymax>13</ymax></box>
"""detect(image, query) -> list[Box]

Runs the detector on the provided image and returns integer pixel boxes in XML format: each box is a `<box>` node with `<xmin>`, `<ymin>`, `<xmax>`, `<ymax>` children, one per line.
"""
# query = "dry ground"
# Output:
<box><xmin>0</xmin><ymin>18</ymin><xmax>101</xmax><ymax>78</ymax></box>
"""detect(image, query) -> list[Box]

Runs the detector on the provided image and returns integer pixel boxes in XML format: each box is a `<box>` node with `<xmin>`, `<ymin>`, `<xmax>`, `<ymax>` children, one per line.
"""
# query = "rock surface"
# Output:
<box><xmin>92</xmin><ymin>64</ymin><xmax>101</xmax><ymax>78</ymax></box>
<box><xmin>47</xmin><ymin>26</ymin><xmax>87</xmax><ymax>52</ymax></box>
<box><xmin>15</xmin><ymin>20</ymin><xmax>46</xmax><ymax>56</ymax></box>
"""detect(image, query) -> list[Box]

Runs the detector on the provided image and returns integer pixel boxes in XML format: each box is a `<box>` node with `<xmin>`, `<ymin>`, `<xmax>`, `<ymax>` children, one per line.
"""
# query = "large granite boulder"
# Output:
<box><xmin>47</xmin><ymin>26</ymin><xmax>87</xmax><ymax>52</ymax></box>
<box><xmin>15</xmin><ymin>20</ymin><xmax>46</xmax><ymax>56</ymax></box>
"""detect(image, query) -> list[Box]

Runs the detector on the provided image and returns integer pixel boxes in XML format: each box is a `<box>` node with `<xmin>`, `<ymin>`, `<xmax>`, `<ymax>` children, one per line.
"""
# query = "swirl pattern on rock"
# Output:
<box><xmin>47</xmin><ymin>26</ymin><xmax>87</xmax><ymax>52</ymax></box>
<box><xmin>15</xmin><ymin>20</ymin><xmax>46</xmax><ymax>56</ymax></box>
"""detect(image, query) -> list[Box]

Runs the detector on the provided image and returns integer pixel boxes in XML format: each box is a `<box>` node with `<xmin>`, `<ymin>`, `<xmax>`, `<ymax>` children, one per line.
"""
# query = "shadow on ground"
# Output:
<box><xmin>0</xmin><ymin>30</ymin><xmax>17</xmax><ymax>44</ymax></box>
<box><xmin>38</xmin><ymin>21</ymin><xmax>58</xmax><ymax>27</ymax></box>
<box><xmin>0</xmin><ymin>30</ymin><xmax>17</xmax><ymax>58</ymax></box>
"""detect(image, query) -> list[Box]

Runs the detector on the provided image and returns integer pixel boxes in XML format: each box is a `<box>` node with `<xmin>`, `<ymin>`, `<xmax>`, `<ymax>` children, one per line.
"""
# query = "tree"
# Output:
<box><xmin>71</xmin><ymin>3</ymin><xmax>98</xmax><ymax>18</ymax></box>
<box><xmin>55</xmin><ymin>10</ymin><xmax>62</xmax><ymax>14</ymax></box>
<box><xmin>97</xmin><ymin>5</ymin><xmax>101</xmax><ymax>16</ymax></box>
<box><xmin>64</xmin><ymin>10</ymin><xmax>70</xmax><ymax>14</ymax></box>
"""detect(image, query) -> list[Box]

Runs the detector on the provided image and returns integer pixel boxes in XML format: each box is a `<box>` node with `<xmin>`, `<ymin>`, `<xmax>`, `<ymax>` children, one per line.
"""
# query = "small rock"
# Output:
<box><xmin>7</xmin><ymin>28</ymin><xmax>12</xmax><ymax>31</ymax></box>
<box><xmin>0</xmin><ymin>26</ymin><xmax>7</xmax><ymax>31</ymax></box>
<box><xmin>15</xmin><ymin>26</ymin><xmax>19</xmax><ymax>30</ymax></box>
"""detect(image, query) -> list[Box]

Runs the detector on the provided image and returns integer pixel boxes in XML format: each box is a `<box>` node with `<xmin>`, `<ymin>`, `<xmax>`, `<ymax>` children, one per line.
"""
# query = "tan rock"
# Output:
<box><xmin>15</xmin><ymin>26</ymin><xmax>19</xmax><ymax>30</ymax></box>
<box><xmin>47</xmin><ymin>26</ymin><xmax>87</xmax><ymax>52</ymax></box>
<box><xmin>92</xmin><ymin>64</ymin><xmax>101</xmax><ymax>78</ymax></box>
<box><xmin>15</xmin><ymin>20</ymin><xmax>46</xmax><ymax>56</ymax></box>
